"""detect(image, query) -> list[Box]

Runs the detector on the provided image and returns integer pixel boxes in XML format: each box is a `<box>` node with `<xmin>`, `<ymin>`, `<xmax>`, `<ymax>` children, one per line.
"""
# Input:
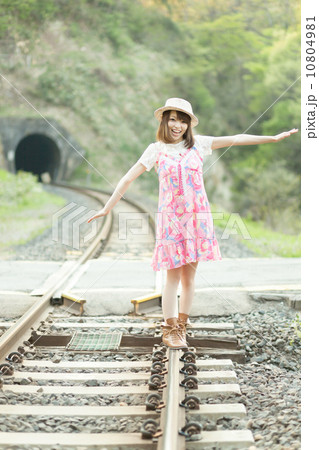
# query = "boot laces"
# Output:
<box><xmin>168</xmin><ymin>326</ymin><xmax>184</xmax><ymax>341</ymax></box>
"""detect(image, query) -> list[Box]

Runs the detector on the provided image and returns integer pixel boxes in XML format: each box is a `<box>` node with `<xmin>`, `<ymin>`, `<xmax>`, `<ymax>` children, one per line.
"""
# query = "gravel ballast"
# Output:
<box><xmin>194</xmin><ymin>303</ymin><xmax>301</xmax><ymax>449</ymax></box>
<box><xmin>0</xmin><ymin>302</ymin><xmax>300</xmax><ymax>449</ymax></box>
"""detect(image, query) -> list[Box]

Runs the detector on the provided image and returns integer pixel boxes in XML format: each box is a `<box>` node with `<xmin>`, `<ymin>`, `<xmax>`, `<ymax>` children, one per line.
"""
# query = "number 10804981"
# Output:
<box><xmin>306</xmin><ymin>17</ymin><xmax>316</xmax><ymax>78</ymax></box>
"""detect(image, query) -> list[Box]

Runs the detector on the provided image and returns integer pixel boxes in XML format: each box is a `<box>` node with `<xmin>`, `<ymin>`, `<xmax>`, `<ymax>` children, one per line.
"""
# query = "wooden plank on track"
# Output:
<box><xmin>0</xmin><ymin>432</ymin><xmax>156</xmax><ymax>448</ymax></box>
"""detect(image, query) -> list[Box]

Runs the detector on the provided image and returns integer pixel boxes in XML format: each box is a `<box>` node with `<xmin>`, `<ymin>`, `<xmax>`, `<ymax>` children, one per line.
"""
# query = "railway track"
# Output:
<box><xmin>0</xmin><ymin>313</ymin><xmax>254</xmax><ymax>449</ymax></box>
<box><xmin>0</xmin><ymin>184</ymin><xmax>255</xmax><ymax>449</ymax></box>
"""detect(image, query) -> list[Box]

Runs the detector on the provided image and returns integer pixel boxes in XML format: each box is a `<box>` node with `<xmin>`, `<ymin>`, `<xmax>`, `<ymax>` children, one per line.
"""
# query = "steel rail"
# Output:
<box><xmin>53</xmin><ymin>182</ymin><xmax>162</xmax><ymax>310</ymax></box>
<box><xmin>0</xmin><ymin>186</ymin><xmax>112</xmax><ymax>363</ymax></box>
<box><xmin>52</xmin><ymin>181</ymin><xmax>157</xmax><ymax>234</ymax></box>
<box><xmin>0</xmin><ymin>183</ymin><xmax>257</xmax><ymax>448</ymax></box>
<box><xmin>158</xmin><ymin>349</ymin><xmax>186</xmax><ymax>450</ymax></box>
<box><xmin>0</xmin><ymin>181</ymin><xmax>158</xmax><ymax>363</ymax></box>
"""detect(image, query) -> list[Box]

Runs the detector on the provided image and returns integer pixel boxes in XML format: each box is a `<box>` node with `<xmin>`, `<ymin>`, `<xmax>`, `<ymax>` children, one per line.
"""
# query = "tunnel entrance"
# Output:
<box><xmin>15</xmin><ymin>134</ymin><xmax>61</xmax><ymax>181</ymax></box>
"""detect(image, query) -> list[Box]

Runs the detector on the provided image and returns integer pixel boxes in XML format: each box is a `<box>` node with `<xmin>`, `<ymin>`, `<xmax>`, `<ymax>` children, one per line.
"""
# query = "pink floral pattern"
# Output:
<box><xmin>151</xmin><ymin>146</ymin><xmax>222</xmax><ymax>271</ymax></box>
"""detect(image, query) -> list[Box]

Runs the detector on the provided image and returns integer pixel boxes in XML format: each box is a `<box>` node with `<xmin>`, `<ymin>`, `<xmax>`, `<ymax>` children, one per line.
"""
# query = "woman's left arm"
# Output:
<box><xmin>211</xmin><ymin>128</ymin><xmax>298</xmax><ymax>150</ymax></box>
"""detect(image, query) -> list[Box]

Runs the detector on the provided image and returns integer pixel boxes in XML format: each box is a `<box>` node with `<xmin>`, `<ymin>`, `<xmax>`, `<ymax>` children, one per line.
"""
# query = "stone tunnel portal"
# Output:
<box><xmin>15</xmin><ymin>134</ymin><xmax>61</xmax><ymax>181</ymax></box>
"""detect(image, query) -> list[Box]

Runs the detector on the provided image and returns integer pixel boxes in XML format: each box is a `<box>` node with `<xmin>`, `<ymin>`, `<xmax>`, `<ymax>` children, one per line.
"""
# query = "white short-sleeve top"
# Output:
<box><xmin>137</xmin><ymin>135</ymin><xmax>214</xmax><ymax>172</ymax></box>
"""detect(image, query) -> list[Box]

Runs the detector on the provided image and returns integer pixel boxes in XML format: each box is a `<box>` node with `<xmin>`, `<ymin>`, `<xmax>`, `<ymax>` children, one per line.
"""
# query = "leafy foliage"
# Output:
<box><xmin>0</xmin><ymin>169</ymin><xmax>41</xmax><ymax>206</ymax></box>
<box><xmin>0</xmin><ymin>169</ymin><xmax>65</xmax><ymax>249</ymax></box>
<box><xmin>0</xmin><ymin>0</ymin><xmax>57</xmax><ymax>39</ymax></box>
<box><xmin>0</xmin><ymin>169</ymin><xmax>64</xmax><ymax>209</ymax></box>
<box><xmin>232</xmin><ymin>162</ymin><xmax>300</xmax><ymax>233</ymax></box>
<box><xmin>211</xmin><ymin>202</ymin><xmax>300</xmax><ymax>257</ymax></box>
<box><xmin>0</xmin><ymin>0</ymin><xmax>301</xmax><ymax>237</ymax></box>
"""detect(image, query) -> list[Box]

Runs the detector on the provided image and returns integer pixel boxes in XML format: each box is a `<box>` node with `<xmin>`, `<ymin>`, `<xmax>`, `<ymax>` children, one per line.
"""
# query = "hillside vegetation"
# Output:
<box><xmin>0</xmin><ymin>169</ymin><xmax>64</xmax><ymax>253</ymax></box>
<box><xmin>0</xmin><ymin>0</ymin><xmax>300</xmax><ymax>237</ymax></box>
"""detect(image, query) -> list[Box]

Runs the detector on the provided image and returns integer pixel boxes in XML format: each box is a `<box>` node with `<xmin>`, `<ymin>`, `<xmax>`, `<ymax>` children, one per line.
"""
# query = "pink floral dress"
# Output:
<box><xmin>150</xmin><ymin>143</ymin><xmax>221</xmax><ymax>271</ymax></box>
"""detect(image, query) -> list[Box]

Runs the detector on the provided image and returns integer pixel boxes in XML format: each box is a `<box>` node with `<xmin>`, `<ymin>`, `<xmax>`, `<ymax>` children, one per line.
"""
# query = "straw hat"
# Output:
<box><xmin>154</xmin><ymin>98</ymin><xmax>199</xmax><ymax>127</ymax></box>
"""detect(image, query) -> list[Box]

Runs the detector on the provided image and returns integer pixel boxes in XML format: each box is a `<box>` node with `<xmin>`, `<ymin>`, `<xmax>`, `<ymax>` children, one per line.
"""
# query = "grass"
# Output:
<box><xmin>0</xmin><ymin>169</ymin><xmax>65</xmax><ymax>252</ymax></box>
<box><xmin>211</xmin><ymin>203</ymin><xmax>301</xmax><ymax>258</ymax></box>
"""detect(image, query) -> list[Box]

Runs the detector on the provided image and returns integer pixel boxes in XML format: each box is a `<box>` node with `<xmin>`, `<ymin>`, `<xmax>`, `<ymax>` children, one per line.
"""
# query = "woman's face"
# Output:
<box><xmin>167</xmin><ymin>110</ymin><xmax>189</xmax><ymax>143</ymax></box>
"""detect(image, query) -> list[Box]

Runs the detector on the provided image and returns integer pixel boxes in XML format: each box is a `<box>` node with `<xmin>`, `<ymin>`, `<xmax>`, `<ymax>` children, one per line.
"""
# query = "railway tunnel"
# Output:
<box><xmin>15</xmin><ymin>134</ymin><xmax>61</xmax><ymax>181</ymax></box>
<box><xmin>0</xmin><ymin>117</ymin><xmax>85</xmax><ymax>181</ymax></box>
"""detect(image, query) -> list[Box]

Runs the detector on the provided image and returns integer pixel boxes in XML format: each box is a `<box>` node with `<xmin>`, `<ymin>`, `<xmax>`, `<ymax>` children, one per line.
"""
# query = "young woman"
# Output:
<box><xmin>88</xmin><ymin>98</ymin><xmax>298</xmax><ymax>349</ymax></box>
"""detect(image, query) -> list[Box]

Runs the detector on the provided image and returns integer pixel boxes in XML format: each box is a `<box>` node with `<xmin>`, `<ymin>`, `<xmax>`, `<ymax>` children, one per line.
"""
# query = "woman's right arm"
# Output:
<box><xmin>87</xmin><ymin>162</ymin><xmax>147</xmax><ymax>223</ymax></box>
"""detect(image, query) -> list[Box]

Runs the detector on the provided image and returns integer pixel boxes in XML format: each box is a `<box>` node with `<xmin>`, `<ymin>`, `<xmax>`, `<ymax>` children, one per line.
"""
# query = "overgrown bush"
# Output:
<box><xmin>0</xmin><ymin>0</ymin><xmax>57</xmax><ymax>40</ymax></box>
<box><xmin>232</xmin><ymin>162</ymin><xmax>300</xmax><ymax>233</ymax></box>
<box><xmin>0</xmin><ymin>169</ymin><xmax>41</xmax><ymax>207</ymax></box>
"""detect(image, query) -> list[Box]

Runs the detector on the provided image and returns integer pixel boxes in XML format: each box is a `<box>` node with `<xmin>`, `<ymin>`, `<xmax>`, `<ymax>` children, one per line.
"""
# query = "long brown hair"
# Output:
<box><xmin>156</xmin><ymin>110</ymin><xmax>195</xmax><ymax>148</ymax></box>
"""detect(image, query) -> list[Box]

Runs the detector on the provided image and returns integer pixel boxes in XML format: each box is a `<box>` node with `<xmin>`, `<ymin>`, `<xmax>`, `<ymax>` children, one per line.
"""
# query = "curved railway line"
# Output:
<box><xmin>1</xmin><ymin>183</ymin><xmax>256</xmax><ymax>448</ymax></box>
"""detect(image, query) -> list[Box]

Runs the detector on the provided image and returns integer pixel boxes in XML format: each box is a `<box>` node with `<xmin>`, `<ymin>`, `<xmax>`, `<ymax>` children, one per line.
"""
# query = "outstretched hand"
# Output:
<box><xmin>274</xmin><ymin>128</ymin><xmax>298</xmax><ymax>142</ymax></box>
<box><xmin>87</xmin><ymin>208</ymin><xmax>108</xmax><ymax>223</ymax></box>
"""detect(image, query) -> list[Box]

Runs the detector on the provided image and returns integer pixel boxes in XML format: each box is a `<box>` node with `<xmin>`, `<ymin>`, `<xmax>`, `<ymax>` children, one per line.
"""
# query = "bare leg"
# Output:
<box><xmin>179</xmin><ymin>261</ymin><xmax>198</xmax><ymax>315</ymax></box>
<box><xmin>162</xmin><ymin>266</ymin><xmax>182</xmax><ymax>321</ymax></box>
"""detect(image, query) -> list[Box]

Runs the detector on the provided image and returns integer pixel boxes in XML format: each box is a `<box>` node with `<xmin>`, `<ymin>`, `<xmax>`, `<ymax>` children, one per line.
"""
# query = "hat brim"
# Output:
<box><xmin>154</xmin><ymin>106</ymin><xmax>199</xmax><ymax>128</ymax></box>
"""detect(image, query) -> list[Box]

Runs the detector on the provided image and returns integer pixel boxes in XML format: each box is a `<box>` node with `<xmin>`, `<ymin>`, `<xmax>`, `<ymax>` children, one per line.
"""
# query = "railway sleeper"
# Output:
<box><xmin>0</xmin><ymin>384</ymin><xmax>242</xmax><ymax>397</ymax></box>
<box><xmin>2</xmin><ymin>369</ymin><xmax>238</xmax><ymax>383</ymax></box>
<box><xmin>0</xmin><ymin>360</ymin><xmax>253</xmax><ymax>446</ymax></box>
<box><xmin>0</xmin><ymin>403</ymin><xmax>247</xmax><ymax>420</ymax></box>
<box><xmin>0</xmin><ymin>430</ymin><xmax>255</xmax><ymax>448</ymax></box>
<box><xmin>20</xmin><ymin>358</ymin><xmax>236</xmax><ymax>370</ymax></box>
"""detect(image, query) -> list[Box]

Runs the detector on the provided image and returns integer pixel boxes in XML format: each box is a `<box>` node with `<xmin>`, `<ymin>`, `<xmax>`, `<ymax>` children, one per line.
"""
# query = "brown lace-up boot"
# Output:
<box><xmin>162</xmin><ymin>317</ymin><xmax>187</xmax><ymax>349</ymax></box>
<box><xmin>178</xmin><ymin>313</ymin><xmax>189</xmax><ymax>346</ymax></box>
